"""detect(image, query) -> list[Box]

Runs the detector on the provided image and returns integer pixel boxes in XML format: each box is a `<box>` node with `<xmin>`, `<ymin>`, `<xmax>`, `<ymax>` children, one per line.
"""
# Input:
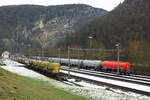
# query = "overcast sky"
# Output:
<box><xmin>0</xmin><ymin>0</ymin><xmax>125</xmax><ymax>11</ymax></box>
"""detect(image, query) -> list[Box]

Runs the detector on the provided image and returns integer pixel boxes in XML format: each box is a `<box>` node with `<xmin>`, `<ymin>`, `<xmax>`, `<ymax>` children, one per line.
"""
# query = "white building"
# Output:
<box><xmin>1</xmin><ymin>51</ymin><xmax>10</xmax><ymax>59</ymax></box>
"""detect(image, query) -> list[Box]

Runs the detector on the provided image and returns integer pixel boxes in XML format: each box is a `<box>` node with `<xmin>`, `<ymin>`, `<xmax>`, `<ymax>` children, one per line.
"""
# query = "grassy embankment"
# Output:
<box><xmin>0</xmin><ymin>67</ymin><xmax>89</xmax><ymax>100</ymax></box>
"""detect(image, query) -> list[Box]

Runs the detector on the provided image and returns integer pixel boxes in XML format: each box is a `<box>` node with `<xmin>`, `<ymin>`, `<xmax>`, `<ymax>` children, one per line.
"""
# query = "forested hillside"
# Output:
<box><xmin>0</xmin><ymin>4</ymin><xmax>107</xmax><ymax>54</ymax></box>
<box><xmin>61</xmin><ymin>0</ymin><xmax>150</xmax><ymax>48</ymax></box>
<box><xmin>58</xmin><ymin>0</ymin><xmax>150</xmax><ymax>74</ymax></box>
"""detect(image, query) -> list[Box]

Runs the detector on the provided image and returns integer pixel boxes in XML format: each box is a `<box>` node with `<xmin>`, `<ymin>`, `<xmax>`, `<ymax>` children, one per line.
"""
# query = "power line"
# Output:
<box><xmin>69</xmin><ymin>47</ymin><xmax>116</xmax><ymax>52</ymax></box>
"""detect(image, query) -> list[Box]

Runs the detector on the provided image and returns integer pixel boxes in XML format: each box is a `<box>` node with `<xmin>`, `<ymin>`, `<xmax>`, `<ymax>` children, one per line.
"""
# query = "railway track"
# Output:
<box><xmin>62</xmin><ymin>80</ymin><xmax>83</xmax><ymax>87</ymax></box>
<box><xmin>61</xmin><ymin>66</ymin><xmax>150</xmax><ymax>86</ymax></box>
<box><xmin>131</xmin><ymin>74</ymin><xmax>150</xmax><ymax>80</ymax></box>
<box><xmin>60</xmin><ymin>66</ymin><xmax>150</xmax><ymax>96</ymax></box>
<box><xmin>61</xmin><ymin>66</ymin><xmax>150</xmax><ymax>84</ymax></box>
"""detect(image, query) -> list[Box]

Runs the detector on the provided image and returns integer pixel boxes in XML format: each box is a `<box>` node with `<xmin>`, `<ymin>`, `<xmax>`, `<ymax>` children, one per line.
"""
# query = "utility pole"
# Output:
<box><xmin>68</xmin><ymin>46</ymin><xmax>71</xmax><ymax>78</ymax></box>
<box><xmin>116</xmin><ymin>43</ymin><xmax>120</xmax><ymax>75</ymax></box>
<box><xmin>16</xmin><ymin>26</ymin><xmax>19</xmax><ymax>54</ymax></box>
<box><xmin>78</xmin><ymin>48</ymin><xmax>80</xmax><ymax>68</ymax></box>
<box><xmin>28</xmin><ymin>44</ymin><xmax>30</xmax><ymax>58</ymax></box>
<box><xmin>58</xmin><ymin>48</ymin><xmax>61</xmax><ymax>63</ymax></box>
<box><xmin>88</xmin><ymin>36</ymin><xmax>93</xmax><ymax>48</ymax></box>
<box><xmin>41</xmin><ymin>46</ymin><xmax>44</xmax><ymax>57</ymax></box>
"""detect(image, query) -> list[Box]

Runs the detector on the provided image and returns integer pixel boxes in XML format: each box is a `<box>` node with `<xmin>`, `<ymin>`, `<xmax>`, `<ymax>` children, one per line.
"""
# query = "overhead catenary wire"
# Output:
<box><xmin>69</xmin><ymin>47</ymin><xmax>117</xmax><ymax>52</ymax></box>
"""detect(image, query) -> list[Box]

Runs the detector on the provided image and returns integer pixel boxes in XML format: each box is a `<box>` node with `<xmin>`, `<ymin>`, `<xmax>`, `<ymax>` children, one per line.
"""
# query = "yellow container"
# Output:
<box><xmin>39</xmin><ymin>61</ymin><xmax>49</xmax><ymax>70</ymax></box>
<box><xmin>47</xmin><ymin>63</ymin><xmax>60</xmax><ymax>69</ymax></box>
<box><xmin>29</xmin><ymin>60</ymin><xmax>60</xmax><ymax>74</ymax></box>
<box><xmin>52</xmin><ymin>63</ymin><xmax>60</xmax><ymax>74</ymax></box>
<box><xmin>36</xmin><ymin>60</ymin><xmax>41</xmax><ymax>67</ymax></box>
<box><xmin>47</xmin><ymin>63</ymin><xmax>60</xmax><ymax>74</ymax></box>
<box><xmin>47</xmin><ymin>63</ymin><xmax>53</xmax><ymax>70</ymax></box>
<box><xmin>51</xmin><ymin>63</ymin><xmax>61</xmax><ymax>69</ymax></box>
<box><xmin>52</xmin><ymin>69</ymin><xmax>59</xmax><ymax>74</ymax></box>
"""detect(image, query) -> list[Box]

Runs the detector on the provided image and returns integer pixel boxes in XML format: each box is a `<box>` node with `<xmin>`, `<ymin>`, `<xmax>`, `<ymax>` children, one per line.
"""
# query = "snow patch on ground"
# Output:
<box><xmin>0</xmin><ymin>59</ymin><xmax>150</xmax><ymax>100</ymax></box>
<box><xmin>61</xmin><ymin>70</ymin><xmax>150</xmax><ymax>93</ymax></box>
